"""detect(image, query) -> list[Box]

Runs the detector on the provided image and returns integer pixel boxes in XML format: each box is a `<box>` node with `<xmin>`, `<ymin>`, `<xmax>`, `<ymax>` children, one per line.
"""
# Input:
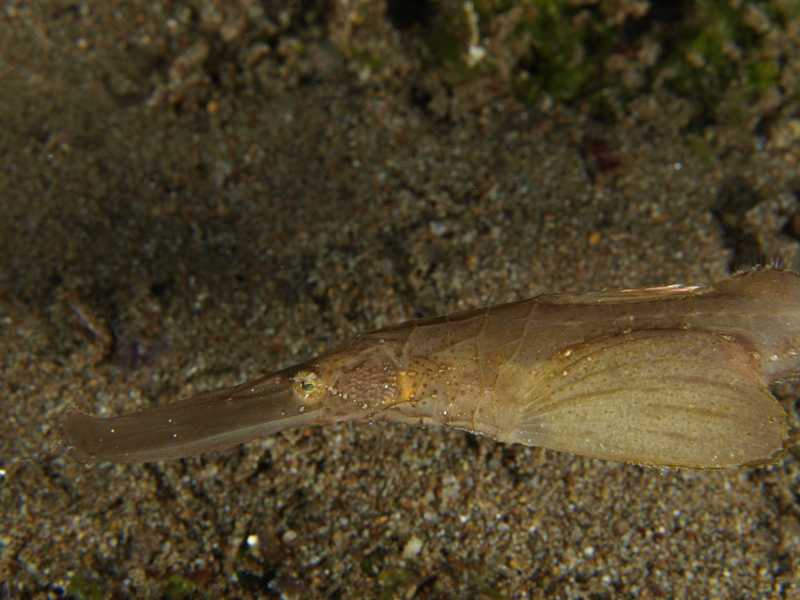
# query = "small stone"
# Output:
<box><xmin>770</xmin><ymin>119</ymin><xmax>800</xmax><ymax>149</ymax></box>
<box><xmin>402</xmin><ymin>536</ymin><xmax>423</xmax><ymax>558</ymax></box>
<box><xmin>281</xmin><ymin>530</ymin><xmax>298</xmax><ymax>544</ymax></box>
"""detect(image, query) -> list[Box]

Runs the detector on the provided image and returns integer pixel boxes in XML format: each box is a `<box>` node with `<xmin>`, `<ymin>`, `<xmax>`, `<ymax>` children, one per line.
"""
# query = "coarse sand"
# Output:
<box><xmin>2</xmin><ymin>1</ymin><xmax>800</xmax><ymax>598</ymax></box>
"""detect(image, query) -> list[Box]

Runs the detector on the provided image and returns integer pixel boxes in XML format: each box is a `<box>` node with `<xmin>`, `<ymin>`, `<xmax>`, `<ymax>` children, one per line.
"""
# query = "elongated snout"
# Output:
<box><xmin>62</xmin><ymin>368</ymin><xmax>327</xmax><ymax>462</ymax></box>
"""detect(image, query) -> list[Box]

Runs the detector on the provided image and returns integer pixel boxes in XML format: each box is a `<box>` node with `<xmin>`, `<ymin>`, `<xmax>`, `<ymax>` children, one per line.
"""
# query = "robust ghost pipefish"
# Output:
<box><xmin>62</xmin><ymin>268</ymin><xmax>800</xmax><ymax>469</ymax></box>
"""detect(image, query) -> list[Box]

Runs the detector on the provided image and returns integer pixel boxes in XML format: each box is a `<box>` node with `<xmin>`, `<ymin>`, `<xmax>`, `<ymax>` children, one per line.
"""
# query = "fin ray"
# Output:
<box><xmin>511</xmin><ymin>330</ymin><xmax>787</xmax><ymax>468</ymax></box>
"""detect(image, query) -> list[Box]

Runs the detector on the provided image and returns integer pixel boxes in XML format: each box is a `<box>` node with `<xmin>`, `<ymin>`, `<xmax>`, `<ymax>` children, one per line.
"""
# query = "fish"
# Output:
<box><xmin>61</xmin><ymin>268</ymin><xmax>800</xmax><ymax>469</ymax></box>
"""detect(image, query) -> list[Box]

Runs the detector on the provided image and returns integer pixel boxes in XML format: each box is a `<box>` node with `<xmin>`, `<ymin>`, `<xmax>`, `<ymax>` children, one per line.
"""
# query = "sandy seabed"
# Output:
<box><xmin>2</xmin><ymin>1</ymin><xmax>800</xmax><ymax>598</ymax></box>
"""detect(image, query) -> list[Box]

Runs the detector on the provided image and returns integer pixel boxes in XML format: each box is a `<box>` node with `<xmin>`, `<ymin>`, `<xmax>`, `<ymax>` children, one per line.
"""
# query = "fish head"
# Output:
<box><xmin>302</xmin><ymin>335</ymin><xmax>423</xmax><ymax>421</ymax></box>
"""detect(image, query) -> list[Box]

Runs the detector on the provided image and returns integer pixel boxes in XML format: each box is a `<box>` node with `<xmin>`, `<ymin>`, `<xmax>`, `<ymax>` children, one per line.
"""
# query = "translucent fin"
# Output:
<box><xmin>548</xmin><ymin>283</ymin><xmax>707</xmax><ymax>305</ymax></box>
<box><xmin>511</xmin><ymin>329</ymin><xmax>787</xmax><ymax>469</ymax></box>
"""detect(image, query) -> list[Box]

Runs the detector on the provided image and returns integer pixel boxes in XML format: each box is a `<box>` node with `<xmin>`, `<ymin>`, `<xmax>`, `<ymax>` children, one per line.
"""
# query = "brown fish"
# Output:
<box><xmin>62</xmin><ymin>268</ymin><xmax>800</xmax><ymax>469</ymax></box>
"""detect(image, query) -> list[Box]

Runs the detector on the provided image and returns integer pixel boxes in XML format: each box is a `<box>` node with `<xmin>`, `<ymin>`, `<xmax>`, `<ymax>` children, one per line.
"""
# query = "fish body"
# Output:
<box><xmin>62</xmin><ymin>268</ymin><xmax>800</xmax><ymax>468</ymax></box>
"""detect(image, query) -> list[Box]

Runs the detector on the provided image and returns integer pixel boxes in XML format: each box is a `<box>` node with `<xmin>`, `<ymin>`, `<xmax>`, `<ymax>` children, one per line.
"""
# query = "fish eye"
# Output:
<box><xmin>291</xmin><ymin>370</ymin><xmax>325</xmax><ymax>404</ymax></box>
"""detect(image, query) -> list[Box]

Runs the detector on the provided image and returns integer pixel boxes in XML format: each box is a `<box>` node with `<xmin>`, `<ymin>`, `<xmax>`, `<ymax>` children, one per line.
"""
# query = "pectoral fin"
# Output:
<box><xmin>512</xmin><ymin>329</ymin><xmax>788</xmax><ymax>469</ymax></box>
